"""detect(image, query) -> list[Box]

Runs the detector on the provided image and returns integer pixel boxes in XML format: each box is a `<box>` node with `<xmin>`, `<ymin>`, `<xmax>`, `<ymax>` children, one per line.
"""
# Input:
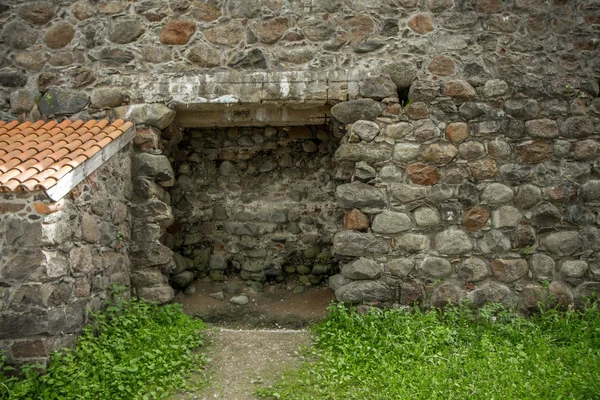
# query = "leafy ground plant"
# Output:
<box><xmin>0</xmin><ymin>292</ymin><xmax>207</xmax><ymax>400</ymax></box>
<box><xmin>258</xmin><ymin>302</ymin><xmax>600</xmax><ymax>400</ymax></box>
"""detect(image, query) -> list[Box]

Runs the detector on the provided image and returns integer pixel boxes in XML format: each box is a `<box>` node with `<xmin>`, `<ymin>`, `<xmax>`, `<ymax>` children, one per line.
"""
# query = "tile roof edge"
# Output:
<box><xmin>44</xmin><ymin>124</ymin><xmax>136</xmax><ymax>202</ymax></box>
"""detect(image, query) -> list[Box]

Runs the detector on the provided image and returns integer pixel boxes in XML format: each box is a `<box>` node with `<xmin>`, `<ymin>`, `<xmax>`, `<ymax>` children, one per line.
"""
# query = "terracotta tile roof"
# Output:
<box><xmin>0</xmin><ymin>119</ymin><xmax>135</xmax><ymax>201</ymax></box>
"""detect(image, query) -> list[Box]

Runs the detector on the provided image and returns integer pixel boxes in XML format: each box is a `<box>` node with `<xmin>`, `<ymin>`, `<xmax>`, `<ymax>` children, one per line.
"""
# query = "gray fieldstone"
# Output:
<box><xmin>329</xmin><ymin>274</ymin><xmax>353</xmax><ymax>291</ymax></box>
<box><xmin>467</xmin><ymin>282</ymin><xmax>513</xmax><ymax>308</ymax></box>
<box><xmin>342</xmin><ymin>257</ymin><xmax>383</xmax><ymax>280</ymax></box>
<box><xmin>573</xmin><ymin>282</ymin><xmax>600</xmax><ymax>310</ymax></box>
<box><xmin>458</xmin><ymin>257</ymin><xmax>490</xmax><ymax>281</ymax></box>
<box><xmin>560</xmin><ymin>117</ymin><xmax>593</xmax><ymax>139</ymax></box>
<box><xmin>230</xmin><ymin>295</ymin><xmax>249</xmax><ymax>305</ymax></box>
<box><xmin>395</xmin><ymin>233</ymin><xmax>430</xmax><ymax>253</ymax></box>
<box><xmin>359</xmin><ymin>75</ymin><xmax>397</xmax><ymax>99</ymax></box>
<box><xmin>171</xmin><ymin>271</ymin><xmax>194</xmax><ymax>288</ymax></box>
<box><xmin>354</xmin><ymin>161</ymin><xmax>376</xmax><ymax>181</ymax></box>
<box><xmin>336</xmin><ymin>182</ymin><xmax>387</xmax><ymax>209</ymax></box>
<box><xmin>432</xmin><ymin>282</ymin><xmax>463</xmax><ymax>308</ymax></box>
<box><xmin>39</xmin><ymin>88</ymin><xmax>89</xmax><ymax>115</ymax></box>
<box><xmin>385</xmin><ymin>122</ymin><xmax>414</xmax><ymax>140</ymax></box>
<box><xmin>548</xmin><ymin>281</ymin><xmax>573</xmax><ymax>308</ymax></box>
<box><xmin>543</xmin><ymin>231</ymin><xmax>582</xmax><ymax>256</ymax></box>
<box><xmin>389</xmin><ymin>183</ymin><xmax>429</xmax><ymax>203</ymax></box>
<box><xmin>381</xmin><ymin>60</ymin><xmax>418</xmax><ymax>88</ymax></box>
<box><xmin>10</xmin><ymin>89</ymin><xmax>39</xmax><ymax>114</ymax></box>
<box><xmin>1</xmin><ymin>21</ymin><xmax>39</xmax><ymax>50</ymax></box>
<box><xmin>491</xmin><ymin>259</ymin><xmax>528</xmax><ymax>283</ymax></box>
<box><xmin>482</xmin><ymin>79</ymin><xmax>508</xmax><ymax>98</ymax></box>
<box><xmin>371</xmin><ymin>211</ymin><xmax>412</xmax><ymax>234</ymax></box>
<box><xmin>479</xmin><ymin>230</ymin><xmax>511</xmax><ymax>254</ymax></box>
<box><xmin>133</xmin><ymin>153</ymin><xmax>174</xmax><ymax>183</ymax></box>
<box><xmin>333</xmin><ymin>231</ymin><xmax>391</xmax><ymax>257</ymax></box>
<box><xmin>434</xmin><ymin>228</ymin><xmax>472</xmax><ymax>255</ymax></box>
<box><xmin>526</xmin><ymin>119</ymin><xmax>559</xmax><ymax>138</ymax></box>
<box><xmin>531</xmin><ymin>203</ymin><xmax>561</xmax><ymax>227</ymax></box>
<box><xmin>393</xmin><ymin>142</ymin><xmax>421</xmax><ymax>162</ymax></box>
<box><xmin>113</xmin><ymin>104</ymin><xmax>176</xmax><ymax>129</ymax></box>
<box><xmin>351</xmin><ymin>120</ymin><xmax>380</xmax><ymax>142</ymax></box>
<box><xmin>413</xmin><ymin>207</ymin><xmax>440</xmax><ymax>227</ymax></box>
<box><xmin>580</xmin><ymin>180</ymin><xmax>600</xmax><ymax>202</ymax></box>
<box><xmin>529</xmin><ymin>254</ymin><xmax>555</xmax><ymax>282</ymax></box>
<box><xmin>420</xmin><ymin>257</ymin><xmax>453</xmax><ymax>278</ymax></box>
<box><xmin>481</xmin><ymin>183</ymin><xmax>514</xmax><ymax>205</ymax></box>
<box><xmin>421</xmin><ymin>143</ymin><xmax>458</xmax><ymax>164</ymax></box>
<box><xmin>331</xmin><ymin>99</ymin><xmax>385</xmax><ymax>124</ymax></box>
<box><xmin>335</xmin><ymin>280</ymin><xmax>395</xmax><ymax>303</ymax></box>
<box><xmin>560</xmin><ymin>260</ymin><xmax>588</xmax><ymax>279</ymax></box>
<box><xmin>137</xmin><ymin>286</ymin><xmax>175</xmax><ymax>304</ymax></box>
<box><xmin>491</xmin><ymin>206</ymin><xmax>522</xmax><ymax>228</ymax></box>
<box><xmin>387</xmin><ymin>258</ymin><xmax>415</xmax><ymax>277</ymax></box>
<box><xmin>459</xmin><ymin>141</ymin><xmax>486</xmax><ymax>161</ymax></box>
<box><xmin>90</xmin><ymin>87</ymin><xmax>125</xmax><ymax>108</ymax></box>
<box><xmin>399</xmin><ymin>279</ymin><xmax>426</xmax><ymax>305</ymax></box>
<box><xmin>334</xmin><ymin>143</ymin><xmax>392</xmax><ymax>164</ymax></box>
<box><xmin>108</xmin><ymin>18</ymin><xmax>144</xmax><ymax>44</ymax></box>
<box><xmin>516</xmin><ymin>184</ymin><xmax>541</xmax><ymax>209</ymax></box>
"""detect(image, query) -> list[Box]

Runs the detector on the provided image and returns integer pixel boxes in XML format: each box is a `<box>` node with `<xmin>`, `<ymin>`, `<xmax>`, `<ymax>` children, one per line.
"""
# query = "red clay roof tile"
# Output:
<box><xmin>0</xmin><ymin>119</ymin><xmax>133</xmax><ymax>196</ymax></box>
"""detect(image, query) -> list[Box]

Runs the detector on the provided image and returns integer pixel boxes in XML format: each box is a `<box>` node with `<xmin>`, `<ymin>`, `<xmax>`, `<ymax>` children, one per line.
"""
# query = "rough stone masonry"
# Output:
<box><xmin>0</xmin><ymin>0</ymin><xmax>600</xmax><ymax>364</ymax></box>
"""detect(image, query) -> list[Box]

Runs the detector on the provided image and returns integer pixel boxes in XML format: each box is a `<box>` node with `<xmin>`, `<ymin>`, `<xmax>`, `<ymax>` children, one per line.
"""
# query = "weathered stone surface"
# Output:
<box><xmin>428</xmin><ymin>55</ymin><xmax>454</xmax><ymax>76</ymax></box>
<box><xmin>10</xmin><ymin>89</ymin><xmax>39</xmax><ymax>114</ymax></box>
<box><xmin>522</xmin><ymin>283</ymin><xmax>544</xmax><ymax>309</ymax></box>
<box><xmin>468</xmin><ymin>158</ymin><xmax>498</xmax><ymax>180</ymax></box>
<box><xmin>386</xmin><ymin>123</ymin><xmax>414</xmax><ymax>140</ymax></box>
<box><xmin>387</xmin><ymin>258</ymin><xmax>414</xmax><ymax>277</ymax></box>
<box><xmin>19</xmin><ymin>2</ymin><xmax>55</xmax><ymax>25</ymax></box>
<box><xmin>354</xmin><ymin>161</ymin><xmax>376</xmax><ymax>181</ymax></box>
<box><xmin>39</xmin><ymin>88</ymin><xmax>89</xmax><ymax>115</ymax></box>
<box><xmin>446</xmin><ymin>122</ymin><xmax>469</xmax><ymax>143</ymax></box>
<box><xmin>137</xmin><ymin>286</ymin><xmax>174</xmax><ymax>304</ymax></box>
<box><xmin>90</xmin><ymin>87</ymin><xmax>124</xmax><ymax>108</ymax></box>
<box><xmin>331</xmin><ymin>99</ymin><xmax>385</xmax><ymax>124</ymax></box>
<box><xmin>463</xmin><ymin>207</ymin><xmax>489</xmax><ymax>232</ymax></box>
<box><xmin>334</xmin><ymin>143</ymin><xmax>391</xmax><ymax>164</ymax></box>
<box><xmin>458</xmin><ymin>257</ymin><xmax>490</xmax><ymax>281</ymax></box>
<box><xmin>333</xmin><ymin>231</ymin><xmax>390</xmax><ymax>257</ymax></box>
<box><xmin>72</xmin><ymin>1</ymin><xmax>95</xmax><ymax>20</ymax></box>
<box><xmin>408</xmin><ymin>13</ymin><xmax>433</xmax><ymax>34</ymax></box>
<box><xmin>505</xmin><ymin>99</ymin><xmax>539</xmax><ymax>120</ymax></box>
<box><xmin>335</xmin><ymin>280</ymin><xmax>395</xmax><ymax>303</ymax></box>
<box><xmin>171</xmin><ymin>271</ymin><xmax>194</xmax><ymax>288</ymax></box>
<box><xmin>1</xmin><ymin>21</ymin><xmax>38</xmax><ymax>50</ymax></box>
<box><xmin>421</xmin><ymin>143</ymin><xmax>458</xmax><ymax>164</ymax></box>
<box><xmin>413</xmin><ymin>207</ymin><xmax>440</xmax><ymax>227</ymax></box>
<box><xmin>560</xmin><ymin>117</ymin><xmax>593</xmax><ymax>139</ymax></box>
<box><xmin>517</xmin><ymin>140</ymin><xmax>552</xmax><ymax>163</ymax></box>
<box><xmin>14</xmin><ymin>51</ymin><xmax>46</xmax><ymax>71</ymax></box>
<box><xmin>336</xmin><ymin>182</ymin><xmax>386</xmax><ymax>209</ymax></box>
<box><xmin>459</xmin><ymin>141</ymin><xmax>485</xmax><ymax>161</ymax></box>
<box><xmin>359</xmin><ymin>76</ymin><xmax>397</xmax><ymax>99</ymax></box>
<box><xmin>100</xmin><ymin>48</ymin><xmax>135</xmax><ymax>65</ymax></box>
<box><xmin>113</xmin><ymin>104</ymin><xmax>175</xmax><ymax>129</ymax></box>
<box><xmin>253</xmin><ymin>17</ymin><xmax>289</xmax><ymax>44</ymax></box>
<box><xmin>516</xmin><ymin>184</ymin><xmax>541</xmax><ymax>209</ymax></box>
<box><xmin>342</xmin><ymin>257</ymin><xmax>383</xmax><ymax>280</ymax></box>
<box><xmin>531</xmin><ymin>203</ymin><xmax>561</xmax><ymax>227</ymax></box>
<box><xmin>382</xmin><ymin>60</ymin><xmax>417</xmax><ymax>88</ymax></box>
<box><xmin>395</xmin><ymin>233</ymin><xmax>430</xmax><ymax>253</ymax></box>
<box><xmin>548</xmin><ymin>281</ymin><xmax>573</xmax><ymax>308</ymax></box>
<box><xmin>133</xmin><ymin>153</ymin><xmax>174</xmax><ymax>182</ymax></box>
<box><xmin>205</xmin><ymin>24</ymin><xmax>244</xmax><ymax>46</ymax></box>
<box><xmin>400</xmin><ymin>279</ymin><xmax>426</xmax><ymax>305</ymax></box>
<box><xmin>526</xmin><ymin>118</ymin><xmax>558</xmax><ymax>138</ymax></box>
<box><xmin>479</xmin><ymin>229</ymin><xmax>511</xmax><ymax>254</ymax></box>
<box><xmin>160</xmin><ymin>21</ymin><xmax>196</xmax><ymax>45</ymax></box>
<box><xmin>443</xmin><ymin>80</ymin><xmax>476</xmax><ymax>100</ymax></box>
<box><xmin>407</xmin><ymin>163</ymin><xmax>439</xmax><ymax>185</ymax></box>
<box><xmin>420</xmin><ymin>257</ymin><xmax>453</xmax><ymax>278</ymax></box>
<box><xmin>467</xmin><ymin>282</ymin><xmax>513</xmax><ymax>307</ymax></box>
<box><xmin>432</xmin><ymin>282</ymin><xmax>463</xmax><ymax>308</ymax></box>
<box><xmin>580</xmin><ymin>180</ymin><xmax>600</xmax><ymax>202</ymax></box>
<box><xmin>329</xmin><ymin>274</ymin><xmax>353</xmax><ymax>291</ymax></box>
<box><xmin>187</xmin><ymin>43</ymin><xmax>220</xmax><ymax>67</ymax></box>
<box><xmin>44</xmin><ymin>22</ymin><xmax>75</xmax><ymax>49</ymax></box>
<box><xmin>228</xmin><ymin>48</ymin><xmax>267</xmax><ymax>69</ymax></box>
<box><xmin>389</xmin><ymin>184</ymin><xmax>429</xmax><ymax>203</ymax></box>
<box><xmin>481</xmin><ymin>183</ymin><xmax>513</xmax><ymax>204</ymax></box>
<box><xmin>482</xmin><ymin>79</ymin><xmax>508</xmax><ymax>98</ymax></box>
<box><xmin>372</xmin><ymin>211</ymin><xmax>412</xmax><ymax>234</ymax></box>
<box><xmin>543</xmin><ymin>231</ymin><xmax>582</xmax><ymax>256</ymax></box>
<box><xmin>560</xmin><ymin>260</ymin><xmax>588</xmax><ymax>279</ymax></box>
<box><xmin>491</xmin><ymin>259</ymin><xmax>528</xmax><ymax>283</ymax></box>
<box><xmin>529</xmin><ymin>254</ymin><xmax>555</xmax><ymax>282</ymax></box>
<box><xmin>344</xmin><ymin>209</ymin><xmax>370</xmax><ymax>231</ymax></box>
<box><xmin>393</xmin><ymin>142</ymin><xmax>420</xmax><ymax>162</ymax></box>
<box><xmin>414</xmin><ymin>120</ymin><xmax>440</xmax><ymax>142</ymax></box>
<box><xmin>574</xmin><ymin>140</ymin><xmax>600</xmax><ymax>160</ymax></box>
<box><xmin>434</xmin><ymin>228</ymin><xmax>472</xmax><ymax>254</ymax></box>
<box><xmin>351</xmin><ymin>120</ymin><xmax>379</xmax><ymax>142</ymax></box>
<box><xmin>492</xmin><ymin>206</ymin><xmax>522</xmax><ymax>228</ymax></box>
<box><xmin>108</xmin><ymin>19</ymin><xmax>144</xmax><ymax>44</ymax></box>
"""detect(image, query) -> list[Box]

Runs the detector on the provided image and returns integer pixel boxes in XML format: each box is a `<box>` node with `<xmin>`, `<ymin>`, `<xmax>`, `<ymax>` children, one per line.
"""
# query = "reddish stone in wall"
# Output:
<box><xmin>463</xmin><ymin>207</ymin><xmax>489</xmax><ymax>232</ymax></box>
<box><xmin>517</xmin><ymin>140</ymin><xmax>552</xmax><ymax>163</ymax></box>
<box><xmin>408</xmin><ymin>13</ymin><xmax>434</xmax><ymax>34</ymax></box>
<box><xmin>253</xmin><ymin>17</ymin><xmax>290</xmax><ymax>44</ymax></box>
<box><xmin>344</xmin><ymin>209</ymin><xmax>370</xmax><ymax>232</ymax></box>
<box><xmin>443</xmin><ymin>80</ymin><xmax>476</xmax><ymax>100</ymax></box>
<box><xmin>191</xmin><ymin>3</ymin><xmax>221</xmax><ymax>21</ymax></box>
<box><xmin>160</xmin><ymin>21</ymin><xmax>196</xmax><ymax>45</ymax></box>
<box><xmin>407</xmin><ymin>163</ymin><xmax>439</xmax><ymax>185</ymax></box>
<box><xmin>468</xmin><ymin>158</ymin><xmax>497</xmax><ymax>180</ymax></box>
<box><xmin>44</xmin><ymin>22</ymin><xmax>75</xmax><ymax>49</ymax></box>
<box><xmin>446</xmin><ymin>122</ymin><xmax>469</xmax><ymax>143</ymax></box>
<box><xmin>475</xmin><ymin>0</ymin><xmax>504</xmax><ymax>13</ymax></box>
<box><xmin>407</xmin><ymin>102</ymin><xmax>429</xmax><ymax>119</ymax></box>
<box><xmin>428</xmin><ymin>55</ymin><xmax>455</xmax><ymax>76</ymax></box>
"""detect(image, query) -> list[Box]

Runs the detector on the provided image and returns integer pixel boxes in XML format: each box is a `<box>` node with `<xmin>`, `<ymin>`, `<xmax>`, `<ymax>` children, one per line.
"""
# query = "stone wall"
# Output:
<box><xmin>0</xmin><ymin>146</ymin><xmax>133</xmax><ymax>365</ymax></box>
<box><xmin>166</xmin><ymin>125</ymin><xmax>342</xmax><ymax>291</ymax></box>
<box><xmin>328</xmin><ymin>75</ymin><xmax>600</xmax><ymax>310</ymax></box>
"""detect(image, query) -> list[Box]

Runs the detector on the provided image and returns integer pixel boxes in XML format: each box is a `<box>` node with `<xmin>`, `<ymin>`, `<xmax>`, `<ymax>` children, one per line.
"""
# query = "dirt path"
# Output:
<box><xmin>170</xmin><ymin>277</ymin><xmax>333</xmax><ymax>399</ymax></box>
<box><xmin>172</xmin><ymin>328</ymin><xmax>311</xmax><ymax>400</ymax></box>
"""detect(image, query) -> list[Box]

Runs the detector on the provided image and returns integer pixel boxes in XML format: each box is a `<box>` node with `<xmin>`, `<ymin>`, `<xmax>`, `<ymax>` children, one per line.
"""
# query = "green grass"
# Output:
<box><xmin>259</xmin><ymin>303</ymin><xmax>600</xmax><ymax>400</ymax></box>
<box><xmin>1</xmin><ymin>292</ymin><xmax>207</xmax><ymax>400</ymax></box>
